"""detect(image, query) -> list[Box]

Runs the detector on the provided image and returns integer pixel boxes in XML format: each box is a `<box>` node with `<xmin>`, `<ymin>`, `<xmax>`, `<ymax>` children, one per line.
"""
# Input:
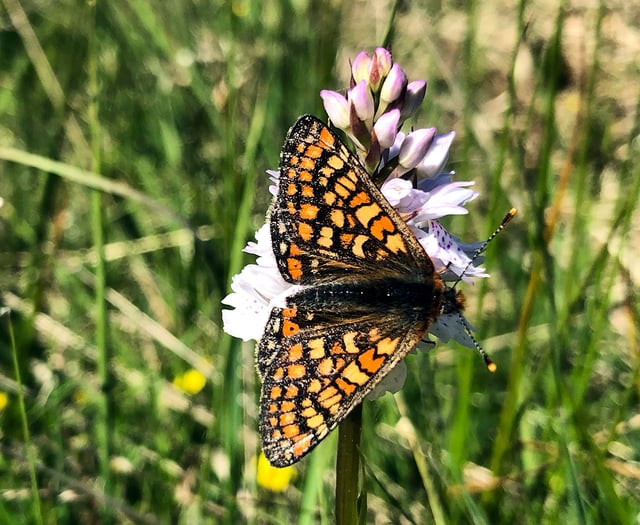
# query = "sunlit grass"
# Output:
<box><xmin>0</xmin><ymin>1</ymin><xmax>638</xmax><ymax>523</ymax></box>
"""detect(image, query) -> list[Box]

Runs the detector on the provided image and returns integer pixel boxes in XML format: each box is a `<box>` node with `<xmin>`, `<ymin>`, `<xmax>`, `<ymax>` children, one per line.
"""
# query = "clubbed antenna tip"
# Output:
<box><xmin>483</xmin><ymin>353</ymin><xmax>497</xmax><ymax>373</ymax></box>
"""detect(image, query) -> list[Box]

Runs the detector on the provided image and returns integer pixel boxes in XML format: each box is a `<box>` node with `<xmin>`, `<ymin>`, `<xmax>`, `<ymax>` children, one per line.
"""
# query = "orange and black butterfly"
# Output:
<box><xmin>257</xmin><ymin>115</ymin><xmax>511</xmax><ymax>467</ymax></box>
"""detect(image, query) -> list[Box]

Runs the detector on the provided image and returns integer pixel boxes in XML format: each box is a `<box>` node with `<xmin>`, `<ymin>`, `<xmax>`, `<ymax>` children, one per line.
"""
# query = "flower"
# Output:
<box><xmin>378</xmin><ymin>63</ymin><xmax>407</xmax><ymax>118</ymax></box>
<box><xmin>373</xmin><ymin>109</ymin><xmax>401</xmax><ymax>149</ymax></box>
<box><xmin>0</xmin><ymin>391</ymin><xmax>8</xmax><ymax>411</ymax></box>
<box><xmin>320</xmin><ymin>48</ymin><xmax>431</xmax><ymax>170</ymax></box>
<box><xmin>397</xmin><ymin>128</ymin><xmax>437</xmax><ymax>174</ymax></box>
<box><xmin>401</xmin><ymin>80</ymin><xmax>427</xmax><ymax>120</ymax></box>
<box><xmin>223</xmin><ymin>48</ymin><xmax>491</xmax><ymax>399</ymax></box>
<box><xmin>173</xmin><ymin>369</ymin><xmax>207</xmax><ymax>395</ymax></box>
<box><xmin>256</xmin><ymin>452</ymin><xmax>296</xmax><ymax>491</ymax></box>
<box><xmin>319</xmin><ymin>90</ymin><xmax>350</xmax><ymax>129</ymax></box>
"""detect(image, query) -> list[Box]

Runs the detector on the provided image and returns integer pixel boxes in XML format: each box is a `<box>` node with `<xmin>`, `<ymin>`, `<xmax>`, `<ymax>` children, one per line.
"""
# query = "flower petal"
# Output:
<box><xmin>401</xmin><ymin>80</ymin><xmax>427</xmax><ymax>119</ymax></box>
<box><xmin>351</xmin><ymin>51</ymin><xmax>371</xmax><ymax>84</ymax></box>
<box><xmin>416</xmin><ymin>131</ymin><xmax>455</xmax><ymax>178</ymax></box>
<box><xmin>320</xmin><ymin>90</ymin><xmax>350</xmax><ymax>129</ymax></box>
<box><xmin>348</xmin><ymin>80</ymin><xmax>375</xmax><ymax>124</ymax></box>
<box><xmin>372</xmin><ymin>109</ymin><xmax>400</xmax><ymax>149</ymax></box>
<box><xmin>398</xmin><ymin>128</ymin><xmax>436</xmax><ymax>170</ymax></box>
<box><xmin>380</xmin><ymin>63</ymin><xmax>407</xmax><ymax>104</ymax></box>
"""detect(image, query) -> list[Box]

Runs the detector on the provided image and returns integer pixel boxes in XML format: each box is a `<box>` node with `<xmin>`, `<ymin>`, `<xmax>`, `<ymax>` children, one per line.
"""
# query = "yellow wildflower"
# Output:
<box><xmin>172</xmin><ymin>369</ymin><xmax>206</xmax><ymax>395</ymax></box>
<box><xmin>0</xmin><ymin>391</ymin><xmax>7</xmax><ymax>411</ymax></box>
<box><xmin>256</xmin><ymin>452</ymin><xmax>296</xmax><ymax>492</ymax></box>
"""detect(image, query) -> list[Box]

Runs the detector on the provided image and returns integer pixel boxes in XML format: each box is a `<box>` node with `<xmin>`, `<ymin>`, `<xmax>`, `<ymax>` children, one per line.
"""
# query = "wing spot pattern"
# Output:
<box><xmin>308</xmin><ymin>379</ymin><xmax>322</xmax><ymax>393</ymax></box>
<box><xmin>300</xmin><ymin>157</ymin><xmax>315</xmax><ymax>170</ymax></box>
<box><xmin>287</xmin><ymin>364</ymin><xmax>306</xmax><ymax>378</ymax></box>
<box><xmin>334</xmin><ymin>181</ymin><xmax>351</xmax><ymax>199</ymax></box>
<box><xmin>308</xmin><ymin>338</ymin><xmax>325</xmax><ymax>359</ymax></box>
<box><xmin>282</xmin><ymin>423</ymin><xmax>300</xmax><ymax>438</ymax></box>
<box><xmin>318</xmin><ymin>358</ymin><xmax>334</xmax><ymax>376</ymax></box>
<box><xmin>342</xmin><ymin>332</ymin><xmax>360</xmax><ymax>354</ymax></box>
<box><xmin>328</xmin><ymin>155</ymin><xmax>345</xmax><ymax>170</ymax></box>
<box><xmin>298</xmin><ymin>222</ymin><xmax>313</xmax><ymax>241</ymax></box>
<box><xmin>385</xmin><ymin>233</ymin><xmax>408</xmax><ymax>254</ymax></box>
<box><xmin>349</xmin><ymin>191</ymin><xmax>371</xmax><ymax>207</ymax></box>
<box><xmin>293</xmin><ymin>438</ymin><xmax>311</xmax><ymax>458</ymax></box>
<box><xmin>285</xmin><ymin>385</ymin><xmax>299</xmax><ymax>398</ymax></box>
<box><xmin>370</xmin><ymin>215</ymin><xmax>395</xmax><ymax>240</ymax></box>
<box><xmin>324</xmin><ymin>191</ymin><xmax>337</xmax><ymax>205</ymax></box>
<box><xmin>330</xmin><ymin>209</ymin><xmax>345</xmax><ymax>228</ymax></box>
<box><xmin>335</xmin><ymin>377</ymin><xmax>357</xmax><ymax>396</ymax></box>
<box><xmin>317</xmin><ymin>226</ymin><xmax>334</xmax><ymax>248</ymax></box>
<box><xmin>358</xmin><ymin>348</ymin><xmax>385</xmax><ymax>373</ymax></box>
<box><xmin>281</xmin><ymin>400</ymin><xmax>296</xmax><ymax>413</ymax></box>
<box><xmin>341</xmin><ymin>362</ymin><xmax>370</xmax><ymax>386</ymax></box>
<box><xmin>355</xmin><ymin>203</ymin><xmax>383</xmax><ymax>228</ymax></box>
<box><xmin>269</xmin><ymin>386</ymin><xmax>282</xmax><ymax>400</ymax></box>
<box><xmin>305</xmin><ymin>144</ymin><xmax>323</xmax><ymax>158</ymax></box>
<box><xmin>282</xmin><ymin>319</ymin><xmax>299</xmax><ymax>336</ymax></box>
<box><xmin>300</xmin><ymin>203</ymin><xmax>320</xmax><ymax>220</ymax></box>
<box><xmin>318</xmin><ymin>127</ymin><xmax>335</xmax><ymax>148</ymax></box>
<box><xmin>377</xmin><ymin>337</ymin><xmax>399</xmax><ymax>355</ymax></box>
<box><xmin>351</xmin><ymin>235</ymin><xmax>370</xmax><ymax>258</ymax></box>
<box><xmin>336</xmin><ymin>174</ymin><xmax>355</xmax><ymax>191</ymax></box>
<box><xmin>317</xmin><ymin>386</ymin><xmax>338</xmax><ymax>402</ymax></box>
<box><xmin>288</xmin><ymin>343</ymin><xmax>303</xmax><ymax>361</ymax></box>
<box><xmin>289</xmin><ymin>243</ymin><xmax>302</xmax><ymax>256</ymax></box>
<box><xmin>279</xmin><ymin>412</ymin><xmax>295</xmax><ymax>426</ymax></box>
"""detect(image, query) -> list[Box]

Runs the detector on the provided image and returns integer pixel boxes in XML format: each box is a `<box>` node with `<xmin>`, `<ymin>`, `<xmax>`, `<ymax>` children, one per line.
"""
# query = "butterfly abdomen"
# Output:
<box><xmin>288</xmin><ymin>279</ymin><xmax>443</xmax><ymax>323</ymax></box>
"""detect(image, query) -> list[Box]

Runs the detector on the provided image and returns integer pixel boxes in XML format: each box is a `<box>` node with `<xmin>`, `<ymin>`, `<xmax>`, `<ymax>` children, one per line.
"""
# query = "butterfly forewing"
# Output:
<box><xmin>272</xmin><ymin>115</ymin><xmax>434</xmax><ymax>286</ymax></box>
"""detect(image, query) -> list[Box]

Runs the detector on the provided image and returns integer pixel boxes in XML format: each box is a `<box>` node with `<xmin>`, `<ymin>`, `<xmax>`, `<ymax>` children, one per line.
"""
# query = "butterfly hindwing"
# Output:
<box><xmin>258</xmin><ymin>281</ymin><xmax>437</xmax><ymax>467</ymax></box>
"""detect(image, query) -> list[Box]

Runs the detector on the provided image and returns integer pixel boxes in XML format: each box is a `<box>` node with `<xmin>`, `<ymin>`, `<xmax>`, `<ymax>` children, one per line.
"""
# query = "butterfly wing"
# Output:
<box><xmin>271</xmin><ymin>114</ymin><xmax>434</xmax><ymax>285</ymax></box>
<box><xmin>258</xmin><ymin>281</ymin><xmax>437</xmax><ymax>467</ymax></box>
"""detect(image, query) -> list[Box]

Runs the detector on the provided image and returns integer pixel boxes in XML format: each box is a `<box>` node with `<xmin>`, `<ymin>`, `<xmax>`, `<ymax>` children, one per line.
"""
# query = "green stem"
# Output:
<box><xmin>7</xmin><ymin>312</ymin><xmax>43</xmax><ymax>525</ymax></box>
<box><xmin>335</xmin><ymin>404</ymin><xmax>364</xmax><ymax>525</ymax></box>
<box><xmin>88</xmin><ymin>5</ymin><xmax>112</xmax><ymax>521</ymax></box>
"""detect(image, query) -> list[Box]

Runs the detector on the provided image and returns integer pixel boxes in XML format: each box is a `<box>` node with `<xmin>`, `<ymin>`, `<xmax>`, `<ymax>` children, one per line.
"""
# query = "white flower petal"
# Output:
<box><xmin>221</xmin><ymin>226</ymin><xmax>294</xmax><ymax>342</ymax></box>
<box><xmin>429</xmin><ymin>314</ymin><xmax>477</xmax><ymax>348</ymax></box>
<box><xmin>411</xmin><ymin>221</ymin><xmax>487</xmax><ymax>280</ymax></box>
<box><xmin>416</xmin><ymin>131</ymin><xmax>455</xmax><ymax>178</ymax></box>
<box><xmin>380</xmin><ymin>178</ymin><xmax>427</xmax><ymax>213</ymax></box>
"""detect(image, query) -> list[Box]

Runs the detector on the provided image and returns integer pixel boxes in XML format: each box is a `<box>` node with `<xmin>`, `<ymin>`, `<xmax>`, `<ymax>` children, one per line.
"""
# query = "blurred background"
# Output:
<box><xmin>0</xmin><ymin>0</ymin><xmax>638</xmax><ymax>523</ymax></box>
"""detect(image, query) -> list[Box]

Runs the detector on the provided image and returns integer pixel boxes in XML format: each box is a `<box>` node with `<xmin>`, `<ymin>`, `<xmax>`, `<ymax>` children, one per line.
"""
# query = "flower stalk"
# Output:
<box><xmin>335</xmin><ymin>405</ymin><xmax>363</xmax><ymax>525</ymax></box>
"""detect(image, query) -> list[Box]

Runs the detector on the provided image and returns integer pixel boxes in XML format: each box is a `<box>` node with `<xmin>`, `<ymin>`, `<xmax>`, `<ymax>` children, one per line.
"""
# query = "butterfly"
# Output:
<box><xmin>257</xmin><ymin>115</ymin><xmax>502</xmax><ymax>467</ymax></box>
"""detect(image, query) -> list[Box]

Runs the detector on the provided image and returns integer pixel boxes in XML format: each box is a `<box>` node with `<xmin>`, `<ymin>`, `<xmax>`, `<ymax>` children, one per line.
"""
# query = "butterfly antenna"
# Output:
<box><xmin>457</xmin><ymin>314</ymin><xmax>497</xmax><ymax>372</ymax></box>
<box><xmin>450</xmin><ymin>208</ymin><xmax>517</xmax><ymax>290</ymax></box>
<box><xmin>469</xmin><ymin>208</ymin><xmax>516</xmax><ymax>270</ymax></box>
<box><xmin>449</xmin><ymin>208</ymin><xmax>516</xmax><ymax>371</ymax></box>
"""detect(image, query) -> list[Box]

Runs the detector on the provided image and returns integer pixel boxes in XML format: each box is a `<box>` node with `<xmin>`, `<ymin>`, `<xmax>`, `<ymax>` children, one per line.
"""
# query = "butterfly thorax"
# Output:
<box><xmin>440</xmin><ymin>286</ymin><xmax>466</xmax><ymax>315</ymax></box>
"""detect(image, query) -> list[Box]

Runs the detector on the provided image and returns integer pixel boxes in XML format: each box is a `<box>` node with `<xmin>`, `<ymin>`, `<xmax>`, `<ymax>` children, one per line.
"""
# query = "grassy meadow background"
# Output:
<box><xmin>1</xmin><ymin>0</ymin><xmax>639</xmax><ymax>523</ymax></box>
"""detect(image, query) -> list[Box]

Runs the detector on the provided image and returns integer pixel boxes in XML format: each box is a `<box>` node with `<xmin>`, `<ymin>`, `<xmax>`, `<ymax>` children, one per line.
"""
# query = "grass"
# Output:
<box><xmin>1</xmin><ymin>0</ymin><xmax>639</xmax><ymax>523</ymax></box>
